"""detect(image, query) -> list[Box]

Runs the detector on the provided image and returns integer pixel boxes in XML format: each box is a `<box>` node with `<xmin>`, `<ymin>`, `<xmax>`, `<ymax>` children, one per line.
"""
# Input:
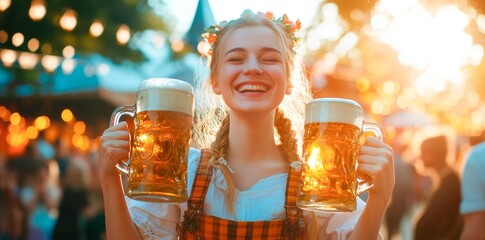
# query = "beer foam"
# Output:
<box><xmin>136</xmin><ymin>78</ymin><xmax>194</xmax><ymax>115</ymax></box>
<box><xmin>305</xmin><ymin>98</ymin><xmax>363</xmax><ymax>127</ymax></box>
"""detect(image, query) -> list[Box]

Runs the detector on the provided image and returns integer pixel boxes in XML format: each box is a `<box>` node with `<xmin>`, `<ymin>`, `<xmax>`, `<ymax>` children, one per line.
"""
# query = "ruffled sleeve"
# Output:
<box><xmin>125</xmin><ymin>148</ymin><xmax>201</xmax><ymax>239</ymax></box>
<box><xmin>305</xmin><ymin>197</ymin><xmax>383</xmax><ymax>239</ymax></box>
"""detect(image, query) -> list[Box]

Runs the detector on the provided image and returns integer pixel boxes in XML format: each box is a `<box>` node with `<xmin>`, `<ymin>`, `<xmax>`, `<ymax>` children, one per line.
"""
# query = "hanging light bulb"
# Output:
<box><xmin>59</xmin><ymin>9</ymin><xmax>77</xmax><ymax>31</ymax></box>
<box><xmin>41</xmin><ymin>55</ymin><xmax>60</xmax><ymax>72</ymax></box>
<box><xmin>29</xmin><ymin>0</ymin><xmax>46</xmax><ymax>21</ymax></box>
<box><xmin>12</xmin><ymin>32</ymin><xmax>24</xmax><ymax>47</ymax></box>
<box><xmin>0</xmin><ymin>49</ymin><xmax>16</xmax><ymax>67</ymax></box>
<box><xmin>62</xmin><ymin>45</ymin><xmax>75</xmax><ymax>58</ymax></box>
<box><xmin>28</xmin><ymin>38</ymin><xmax>40</xmax><ymax>52</ymax></box>
<box><xmin>89</xmin><ymin>20</ymin><xmax>104</xmax><ymax>37</ymax></box>
<box><xmin>18</xmin><ymin>52</ymin><xmax>38</xmax><ymax>70</ymax></box>
<box><xmin>116</xmin><ymin>24</ymin><xmax>130</xmax><ymax>45</ymax></box>
<box><xmin>0</xmin><ymin>0</ymin><xmax>11</xmax><ymax>12</ymax></box>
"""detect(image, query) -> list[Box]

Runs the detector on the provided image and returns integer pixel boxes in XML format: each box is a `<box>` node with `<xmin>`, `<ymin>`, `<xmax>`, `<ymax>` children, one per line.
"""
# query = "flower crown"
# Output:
<box><xmin>201</xmin><ymin>9</ymin><xmax>302</xmax><ymax>56</ymax></box>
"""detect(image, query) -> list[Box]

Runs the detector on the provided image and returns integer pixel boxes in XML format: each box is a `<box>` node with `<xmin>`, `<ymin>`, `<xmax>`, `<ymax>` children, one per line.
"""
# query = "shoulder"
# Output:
<box><xmin>188</xmin><ymin>147</ymin><xmax>202</xmax><ymax>167</ymax></box>
<box><xmin>466</xmin><ymin>142</ymin><xmax>485</xmax><ymax>165</ymax></box>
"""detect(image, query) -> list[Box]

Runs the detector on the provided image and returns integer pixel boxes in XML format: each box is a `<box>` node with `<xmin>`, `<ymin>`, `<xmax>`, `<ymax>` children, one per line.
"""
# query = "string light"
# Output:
<box><xmin>29</xmin><ymin>0</ymin><xmax>46</xmax><ymax>21</ymax></box>
<box><xmin>0</xmin><ymin>0</ymin><xmax>11</xmax><ymax>12</ymax></box>
<box><xmin>60</xmin><ymin>9</ymin><xmax>77</xmax><ymax>31</ymax></box>
<box><xmin>116</xmin><ymin>24</ymin><xmax>130</xmax><ymax>45</ymax></box>
<box><xmin>89</xmin><ymin>20</ymin><xmax>104</xmax><ymax>37</ymax></box>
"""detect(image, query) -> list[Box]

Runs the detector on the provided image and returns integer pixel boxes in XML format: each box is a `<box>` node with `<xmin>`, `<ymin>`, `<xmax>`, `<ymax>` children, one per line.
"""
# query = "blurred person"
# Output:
<box><xmin>414</xmin><ymin>134</ymin><xmax>463</xmax><ymax>240</ymax></box>
<box><xmin>98</xmin><ymin>9</ymin><xmax>395</xmax><ymax>239</ymax></box>
<box><xmin>52</xmin><ymin>158</ymin><xmax>91</xmax><ymax>240</ymax></box>
<box><xmin>459</xmin><ymin>138</ymin><xmax>485</xmax><ymax>240</ymax></box>
<box><xmin>384</xmin><ymin>128</ymin><xmax>415</xmax><ymax>240</ymax></box>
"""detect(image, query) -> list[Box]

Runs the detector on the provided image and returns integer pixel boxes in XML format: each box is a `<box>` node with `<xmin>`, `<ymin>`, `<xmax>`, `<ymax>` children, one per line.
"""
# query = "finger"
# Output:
<box><xmin>358</xmin><ymin>154</ymin><xmax>388</xmax><ymax>165</ymax></box>
<box><xmin>102</xmin><ymin>139</ymin><xmax>130</xmax><ymax>149</ymax></box>
<box><xmin>363</xmin><ymin>136</ymin><xmax>387</xmax><ymax>148</ymax></box>
<box><xmin>105</xmin><ymin>121</ymin><xmax>129</xmax><ymax>133</ymax></box>
<box><xmin>357</xmin><ymin>164</ymin><xmax>384</xmax><ymax>176</ymax></box>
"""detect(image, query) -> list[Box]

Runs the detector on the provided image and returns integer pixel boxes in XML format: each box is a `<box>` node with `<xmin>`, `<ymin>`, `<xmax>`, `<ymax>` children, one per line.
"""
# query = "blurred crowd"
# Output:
<box><xmin>383</xmin><ymin>125</ymin><xmax>485</xmax><ymax>240</ymax></box>
<box><xmin>0</xmin><ymin>132</ymin><xmax>106</xmax><ymax>240</ymax></box>
<box><xmin>1</xmin><ymin>124</ymin><xmax>484</xmax><ymax>240</ymax></box>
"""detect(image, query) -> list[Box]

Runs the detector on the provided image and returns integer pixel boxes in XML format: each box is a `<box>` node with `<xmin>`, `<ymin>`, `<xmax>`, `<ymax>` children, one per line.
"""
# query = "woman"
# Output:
<box><xmin>98</xmin><ymin>9</ymin><xmax>394</xmax><ymax>239</ymax></box>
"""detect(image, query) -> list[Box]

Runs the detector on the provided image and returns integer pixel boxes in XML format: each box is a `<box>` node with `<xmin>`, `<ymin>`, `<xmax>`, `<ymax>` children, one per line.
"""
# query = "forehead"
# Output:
<box><xmin>222</xmin><ymin>26</ymin><xmax>283</xmax><ymax>53</ymax></box>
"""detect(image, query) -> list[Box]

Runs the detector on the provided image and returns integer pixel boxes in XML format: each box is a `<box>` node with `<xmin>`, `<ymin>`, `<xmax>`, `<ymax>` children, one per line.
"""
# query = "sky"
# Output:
<box><xmin>167</xmin><ymin>0</ymin><xmax>322</xmax><ymax>37</ymax></box>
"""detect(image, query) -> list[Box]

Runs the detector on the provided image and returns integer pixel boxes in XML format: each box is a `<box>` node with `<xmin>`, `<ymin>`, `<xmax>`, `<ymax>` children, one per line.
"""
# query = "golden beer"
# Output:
<box><xmin>298</xmin><ymin>122</ymin><xmax>361</xmax><ymax>212</ymax></box>
<box><xmin>110</xmin><ymin>78</ymin><xmax>194</xmax><ymax>203</ymax></box>
<box><xmin>128</xmin><ymin>110</ymin><xmax>192</xmax><ymax>203</ymax></box>
<box><xmin>296</xmin><ymin>98</ymin><xmax>383</xmax><ymax>212</ymax></box>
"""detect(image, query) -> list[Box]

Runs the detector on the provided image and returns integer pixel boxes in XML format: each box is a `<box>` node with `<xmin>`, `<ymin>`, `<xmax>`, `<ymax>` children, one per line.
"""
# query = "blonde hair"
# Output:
<box><xmin>192</xmin><ymin>14</ymin><xmax>313</xmax><ymax>215</ymax></box>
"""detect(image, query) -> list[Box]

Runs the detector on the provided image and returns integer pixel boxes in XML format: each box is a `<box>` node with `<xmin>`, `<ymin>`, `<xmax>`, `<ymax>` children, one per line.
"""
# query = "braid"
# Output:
<box><xmin>209</xmin><ymin>113</ymin><xmax>236</xmax><ymax>215</ymax></box>
<box><xmin>274</xmin><ymin>108</ymin><xmax>300</xmax><ymax>162</ymax></box>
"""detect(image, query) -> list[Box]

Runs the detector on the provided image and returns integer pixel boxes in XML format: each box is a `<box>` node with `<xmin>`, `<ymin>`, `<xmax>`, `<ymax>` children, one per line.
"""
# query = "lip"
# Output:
<box><xmin>234</xmin><ymin>81</ymin><xmax>271</xmax><ymax>94</ymax></box>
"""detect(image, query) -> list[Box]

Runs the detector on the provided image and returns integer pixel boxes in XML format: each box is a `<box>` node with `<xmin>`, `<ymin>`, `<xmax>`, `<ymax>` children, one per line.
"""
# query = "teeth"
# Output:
<box><xmin>238</xmin><ymin>84</ymin><xmax>268</xmax><ymax>93</ymax></box>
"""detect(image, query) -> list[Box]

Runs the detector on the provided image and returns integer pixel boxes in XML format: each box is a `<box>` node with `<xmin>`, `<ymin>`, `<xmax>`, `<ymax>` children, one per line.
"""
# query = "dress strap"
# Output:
<box><xmin>283</xmin><ymin>163</ymin><xmax>306</xmax><ymax>239</ymax></box>
<box><xmin>187</xmin><ymin>148</ymin><xmax>213</xmax><ymax>209</ymax></box>
<box><xmin>181</xmin><ymin>149</ymin><xmax>213</xmax><ymax>232</ymax></box>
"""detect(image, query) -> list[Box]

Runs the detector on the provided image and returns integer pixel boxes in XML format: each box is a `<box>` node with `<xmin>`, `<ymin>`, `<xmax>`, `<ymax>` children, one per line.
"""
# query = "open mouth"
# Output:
<box><xmin>237</xmin><ymin>84</ymin><xmax>269</xmax><ymax>93</ymax></box>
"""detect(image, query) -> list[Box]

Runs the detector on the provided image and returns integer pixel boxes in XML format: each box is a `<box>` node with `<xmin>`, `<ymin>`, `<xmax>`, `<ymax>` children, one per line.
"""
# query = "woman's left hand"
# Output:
<box><xmin>357</xmin><ymin>136</ymin><xmax>395</xmax><ymax>207</ymax></box>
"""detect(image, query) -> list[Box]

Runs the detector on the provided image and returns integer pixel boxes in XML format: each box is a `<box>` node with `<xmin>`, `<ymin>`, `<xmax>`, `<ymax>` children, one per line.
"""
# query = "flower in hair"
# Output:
<box><xmin>201</xmin><ymin>9</ymin><xmax>302</xmax><ymax>56</ymax></box>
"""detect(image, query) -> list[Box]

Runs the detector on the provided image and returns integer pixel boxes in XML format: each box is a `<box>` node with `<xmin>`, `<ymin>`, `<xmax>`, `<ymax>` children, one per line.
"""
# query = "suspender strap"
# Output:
<box><xmin>181</xmin><ymin>149</ymin><xmax>213</xmax><ymax>232</ymax></box>
<box><xmin>283</xmin><ymin>165</ymin><xmax>306</xmax><ymax>239</ymax></box>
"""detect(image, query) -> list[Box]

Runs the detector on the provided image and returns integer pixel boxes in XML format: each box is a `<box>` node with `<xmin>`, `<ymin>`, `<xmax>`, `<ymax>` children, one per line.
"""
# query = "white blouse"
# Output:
<box><xmin>125</xmin><ymin>148</ymin><xmax>365</xmax><ymax>239</ymax></box>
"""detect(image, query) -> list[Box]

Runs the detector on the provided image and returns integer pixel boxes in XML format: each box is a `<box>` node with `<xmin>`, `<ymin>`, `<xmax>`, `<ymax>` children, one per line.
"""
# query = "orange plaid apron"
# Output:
<box><xmin>178</xmin><ymin>149</ymin><xmax>306</xmax><ymax>240</ymax></box>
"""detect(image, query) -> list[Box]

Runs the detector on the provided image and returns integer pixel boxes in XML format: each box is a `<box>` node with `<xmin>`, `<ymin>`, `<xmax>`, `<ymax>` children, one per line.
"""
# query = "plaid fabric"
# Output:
<box><xmin>178</xmin><ymin>149</ymin><xmax>306</xmax><ymax>240</ymax></box>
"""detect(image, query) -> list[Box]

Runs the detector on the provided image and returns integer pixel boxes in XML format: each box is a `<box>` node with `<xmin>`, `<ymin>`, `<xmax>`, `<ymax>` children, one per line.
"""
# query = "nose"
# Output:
<box><xmin>243</xmin><ymin>56</ymin><xmax>263</xmax><ymax>75</ymax></box>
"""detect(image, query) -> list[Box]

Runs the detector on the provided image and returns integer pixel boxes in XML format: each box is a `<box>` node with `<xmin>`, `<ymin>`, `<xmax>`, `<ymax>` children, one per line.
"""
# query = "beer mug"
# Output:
<box><xmin>110</xmin><ymin>78</ymin><xmax>194</xmax><ymax>203</ymax></box>
<box><xmin>296</xmin><ymin>98</ymin><xmax>384</xmax><ymax>212</ymax></box>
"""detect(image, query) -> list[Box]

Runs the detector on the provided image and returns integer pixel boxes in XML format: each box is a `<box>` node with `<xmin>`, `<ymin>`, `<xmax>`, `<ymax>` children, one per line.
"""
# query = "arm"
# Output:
<box><xmin>99</xmin><ymin>122</ymin><xmax>142</xmax><ymax>240</ymax></box>
<box><xmin>460</xmin><ymin>211</ymin><xmax>485</xmax><ymax>240</ymax></box>
<box><xmin>351</xmin><ymin>137</ymin><xmax>395</xmax><ymax>240</ymax></box>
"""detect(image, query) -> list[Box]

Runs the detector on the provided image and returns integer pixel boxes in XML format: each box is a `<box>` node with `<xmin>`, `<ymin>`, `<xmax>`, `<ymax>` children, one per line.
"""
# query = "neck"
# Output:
<box><xmin>226</xmin><ymin>110</ymin><xmax>282</xmax><ymax>163</ymax></box>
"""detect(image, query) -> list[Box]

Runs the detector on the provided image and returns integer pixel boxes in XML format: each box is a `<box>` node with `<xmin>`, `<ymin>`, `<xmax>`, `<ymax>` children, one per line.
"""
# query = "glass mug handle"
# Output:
<box><xmin>356</xmin><ymin>121</ymin><xmax>384</xmax><ymax>194</ymax></box>
<box><xmin>109</xmin><ymin>105</ymin><xmax>136</xmax><ymax>174</ymax></box>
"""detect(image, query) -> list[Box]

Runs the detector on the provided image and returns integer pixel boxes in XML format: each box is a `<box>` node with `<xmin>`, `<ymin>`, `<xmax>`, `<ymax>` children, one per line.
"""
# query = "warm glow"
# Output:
<box><xmin>170</xmin><ymin>40</ymin><xmax>185</xmax><ymax>53</ymax></box>
<box><xmin>195</xmin><ymin>41</ymin><xmax>208</xmax><ymax>55</ymax></box>
<box><xmin>307</xmin><ymin>143</ymin><xmax>321</xmax><ymax>170</ymax></box>
<box><xmin>382</xmin><ymin>81</ymin><xmax>399</xmax><ymax>95</ymax></box>
<box><xmin>10</xmin><ymin>112</ymin><xmax>20</xmax><ymax>125</ymax></box>
<box><xmin>18</xmin><ymin>52</ymin><xmax>38</xmax><ymax>70</ymax></box>
<box><xmin>41</xmin><ymin>43</ymin><xmax>52</xmax><ymax>54</ymax></box>
<box><xmin>41</xmin><ymin>55</ymin><xmax>61</xmax><ymax>72</ymax></box>
<box><xmin>356</xmin><ymin>77</ymin><xmax>370</xmax><ymax>92</ymax></box>
<box><xmin>62</xmin><ymin>45</ymin><xmax>75</xmax><ymax>58</ymax></box>
<box><xmin>116</xmin><ymin>25</ymin><xmax>131</xmax><ymax>45</ymax></box>
<box><xmin>61</xmin><ymin>58</ymin><xmax>76</xmax><ymax>74</ymax></box>
<box><xmin>12</xmin><ymin>32</ymin><xmax>24</xmax><ymax>47</ymax></box>
<box><xmin>371</xmin><ymin>2</ymin><xmax>480</xmax><ymax>93</ymax></box>
<box><xmin>6</xmin><ymin>133</ymin><xmax>27</xmax><ymax>147</ymax></box>
<box><xmin>0</xmin><ymin>30</ymin><xmax>7</xmax><ymax>43</ymax></box>
<box><xmin>35</xmin><ymin>116</ymin><xmax>50</xmax><ymax>130</ymax></box>
<box><xmin>61</xmin><ymin>109</ymin><xmax>74</xmax><ymax>122</ymax></box>
<box><xmin>28</xmin><ymin>38</ymin><xmax>40</xmax><ymax>52</ymax></box>
<box><xmin>29</xmin><ymin>0</ymin><xmax>46</xmax><ymax>21</ymax></box>
<box><xmin>26</xmin><ymin>126</ymin><xmax>39</xmax><ymax>139</ymax></box>
<box><xmin>73</xmin><ymin>121</ymin><xmax>86</xmax><ymax>134</ymax></box>
<box><xmin>0</xmin><ymin>49</ymin><xmax>17</xmax><ymax>67</ymax></box>
<box><xmin>0</xmin><ymin>107</ymin><xmax>10</xmax><ymax>121</ymax></box>
<box><xmin>0</xmin><ymin>0</ymin><xmax>11</xmax><ymax>11</ymax></box>
<box><xmin>60</xmin><ymin>9</ymin><xmax>77</xmax><ymax>31</ymax></box>
<box><xmin>89</xmin><ymin>20</ymin><xmax>104</xmax><ymax>37</ymax></box>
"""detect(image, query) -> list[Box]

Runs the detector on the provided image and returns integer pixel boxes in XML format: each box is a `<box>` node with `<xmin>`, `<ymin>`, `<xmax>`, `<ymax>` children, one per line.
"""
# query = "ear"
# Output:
<box><xmin>211</xmin><ymin>77</ymin><xmax>222</xmax><ymax>95</ymax></box>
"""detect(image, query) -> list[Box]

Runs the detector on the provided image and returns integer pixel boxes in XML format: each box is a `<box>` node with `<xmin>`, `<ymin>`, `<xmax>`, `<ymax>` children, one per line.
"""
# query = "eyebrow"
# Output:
<box><xmin>224</xmin><ymin>47</ymin><xmax>282</xmax><ymax>57</ymax></box>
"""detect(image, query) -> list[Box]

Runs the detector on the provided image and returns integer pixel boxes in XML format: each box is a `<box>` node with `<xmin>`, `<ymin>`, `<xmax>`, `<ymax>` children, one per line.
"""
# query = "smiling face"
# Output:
<box><xmin>211</xmin><ymin>26</ymin><xmax>290</xmax><ymax>114</ymax></box>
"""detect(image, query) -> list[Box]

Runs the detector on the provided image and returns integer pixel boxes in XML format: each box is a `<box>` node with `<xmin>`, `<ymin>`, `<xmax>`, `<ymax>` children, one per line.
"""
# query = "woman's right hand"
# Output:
<box><xmin>98</xmin><ymin>122</ymin><xmax>131</xmax><ymax>186</ymax></box>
